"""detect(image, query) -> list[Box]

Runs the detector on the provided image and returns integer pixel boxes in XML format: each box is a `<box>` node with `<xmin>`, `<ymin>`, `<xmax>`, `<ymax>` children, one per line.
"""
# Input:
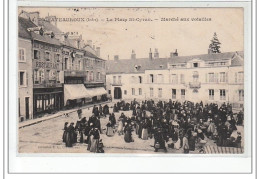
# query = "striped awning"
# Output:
<box><xmin>204</xmin><ymin>146</ymin><xmax>244</xmax><ymax>154</ymax></box>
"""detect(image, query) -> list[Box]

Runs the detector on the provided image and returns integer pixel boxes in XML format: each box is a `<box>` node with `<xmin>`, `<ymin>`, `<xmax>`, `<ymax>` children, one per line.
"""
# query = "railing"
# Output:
<box><xmin>189</xmin><ymin>82</ymin><xmax>201</xmax><ymax>88</ymax></box>
<box><xmin>64</xmin><ymin>70</ymin><xmax>87</xmax><ymax>77</ymax></box>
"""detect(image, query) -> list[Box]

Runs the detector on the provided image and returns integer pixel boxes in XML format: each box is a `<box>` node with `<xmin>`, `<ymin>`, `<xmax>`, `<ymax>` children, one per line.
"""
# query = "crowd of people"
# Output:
<box><xmin>62</xmin><ymin>99</ymin><xmax>243</xmax><ymax>153</ymax></box>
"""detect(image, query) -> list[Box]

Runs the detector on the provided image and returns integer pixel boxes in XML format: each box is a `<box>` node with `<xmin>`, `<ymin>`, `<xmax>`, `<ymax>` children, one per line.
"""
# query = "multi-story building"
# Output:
<box><xmin>18</xmin><ymin>11</ymin><xmax>107</xmax><ymax>120</ymax></box>
<box><xmin>18</xmin><ymin>17</ymin><xmax>34</xmax><ymax>121</ymax></box>
<box><xmin>106</xmin><ymin>49</ymin><xmax>244</xmax><ymax>110</ymax></box>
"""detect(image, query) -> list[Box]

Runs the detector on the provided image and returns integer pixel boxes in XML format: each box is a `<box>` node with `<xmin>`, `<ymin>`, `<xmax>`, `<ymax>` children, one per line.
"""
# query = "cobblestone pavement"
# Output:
<box><xmin>19</xmin><ymin>102</ymin><xmax>243</xmax><ymax>154</ymax></box>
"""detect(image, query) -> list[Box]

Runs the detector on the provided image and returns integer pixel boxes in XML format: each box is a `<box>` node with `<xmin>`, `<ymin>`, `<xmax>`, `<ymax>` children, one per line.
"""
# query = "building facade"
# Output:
<box><xmin>18</xmin><ymin>11</ymin><xmax>107</xmax><ymax>120</ymax></box>
<box><xmin>106</xmin><ymin>50</ymin><xmax>244</xmax><ymax>110</ymax></box>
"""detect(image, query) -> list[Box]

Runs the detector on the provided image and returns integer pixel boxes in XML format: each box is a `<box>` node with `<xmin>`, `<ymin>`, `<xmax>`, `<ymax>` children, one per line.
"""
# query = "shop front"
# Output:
<box><xmin>33</xmin><ymin>87</ymin><xmax>63</xmax><ymax>117</ymax></box>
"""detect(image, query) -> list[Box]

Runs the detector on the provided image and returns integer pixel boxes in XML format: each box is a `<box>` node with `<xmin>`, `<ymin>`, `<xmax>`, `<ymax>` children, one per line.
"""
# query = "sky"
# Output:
<box><xmin>19</xmin><ymin>7</ymin><xmax>244</xmax><ymax>60</ymax></box>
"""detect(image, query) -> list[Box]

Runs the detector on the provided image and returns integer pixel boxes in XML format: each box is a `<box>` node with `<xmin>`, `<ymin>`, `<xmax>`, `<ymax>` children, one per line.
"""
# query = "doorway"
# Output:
<box><xmin>25</xmin><ymin>97</ymin><xmax>29</xmax><ymax>119</ymax></box>
<box><xmin>114</xmin><ymin>87</ymin><xmax>122</xmax><ymax>99</ymax></box>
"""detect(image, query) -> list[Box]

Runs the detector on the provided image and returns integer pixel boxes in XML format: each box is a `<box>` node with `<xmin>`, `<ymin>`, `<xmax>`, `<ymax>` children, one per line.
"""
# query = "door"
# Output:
<box><xmin>114</xmin><ymin>87</ymin><xmax>122</xmax><ymax>99</ymax></box>
<box><xmin>25</xmin><ymin>97</ymin><xmax>29</xmax><ymax>119</ymax></box>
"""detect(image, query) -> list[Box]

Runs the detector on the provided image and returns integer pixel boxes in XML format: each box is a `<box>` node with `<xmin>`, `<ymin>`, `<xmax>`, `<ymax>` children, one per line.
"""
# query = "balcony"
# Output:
<box><xmin>189</xmin><ymin>82</ymin><xmax>201</xmax><ymax>88</ymax></box>
<box><xmin>34</xmin><ymin>80</ymin><xmax>62</xmax><ymax>88</ymax></box>
<box><xmin>64</xmin><ymin>70</ymin><xmax>87</xmax><ymax>77</ymax></box>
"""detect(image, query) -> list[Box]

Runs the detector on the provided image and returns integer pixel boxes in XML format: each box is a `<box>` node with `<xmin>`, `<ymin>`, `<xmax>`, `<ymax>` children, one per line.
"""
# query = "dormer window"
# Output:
<box><xmin>193</xmin><ymin>63</ymin><xmax>199</xmax><ymax>67</ymax></box>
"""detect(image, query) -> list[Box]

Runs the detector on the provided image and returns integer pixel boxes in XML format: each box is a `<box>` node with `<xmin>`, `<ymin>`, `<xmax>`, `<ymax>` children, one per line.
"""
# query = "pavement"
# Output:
<box><xmin>19</xmin><ymin>101</ymin><xmax>244</xmax><ymax>154</ymax></box>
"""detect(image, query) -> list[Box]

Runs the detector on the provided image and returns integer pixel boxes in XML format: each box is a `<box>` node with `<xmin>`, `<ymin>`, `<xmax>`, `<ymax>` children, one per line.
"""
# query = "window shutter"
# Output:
<box><xmin>226</xmin><ymin>72</ymin><xmax>228</xmax><ymax>83</ymax></box>
<box><xmin>214</xmin><ymin>73</ymin><xmax>218</xmax><ymax>83</ymax></box>
<box><xmin>26</xmin><ymin>72</ymin><xmax>28</xmax><ymax>86</ymax></box>
<box><xmin>154</xmin><ymin>74</ymin><xmax>157</xmax><ymax>83</ymax></box>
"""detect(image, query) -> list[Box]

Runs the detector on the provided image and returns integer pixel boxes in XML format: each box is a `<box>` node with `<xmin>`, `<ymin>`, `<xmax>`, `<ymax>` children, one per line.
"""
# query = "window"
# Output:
<box><xmin>208</xmin><ymin>73</ymin><xmax>214</xmax><ymax>83</ymax></box>
<box><xmin>89</xmin><ymin>71</ymin><xmax>94</xmax><ymax>81</ymax></box>
<box><xmin>139</xmin><ymin>88</ymin><xmax>142</xmax><ymax>95</ymax></box>
<box><xmin>219</xmin><ymin>72</ymin><xmax>226</xmax><ymax>82</ymax></box>
<box><xmin>54</xmin><ymin>53</ymin><xmax>60</xmax><ymax>62</ymax></box>
<box><xmin>220</xmin><ymin>89</ymin><xmax>226</xmax><ymax>100</ymax></box>
<box><xmin>139</xmin><ymin>76</ymin><xmax>142</xmax><ymax>83</ymax></box>
<box><xmin>193</xmin><ymin>63</ymin><xmax>199</xmax><ymax>67</ymax></box>
<box><xmin>19</xmin><ymin>71</ymin><xmax>25</xmax><ymax>86</ymax></box>
<box><xmin>65</xmin><ymin>58</ymin><xmax>68</xmax><ymax>70</ymax></box>
<box><xmin>108</xmin><ymin>90</ymin><xmax>111</xmax><ymax>94</ymax></box>
<box><xmin>124</xmin><ymin>90</ymin><xmax>127</xmax><ymax>95</ymax></box>
<box><xmin>157</xmin><ymin>74</ymin><xmax>164</xmax><ymax>83</ymax></box>
<box><xmin>149</xmin><ymin>74</ymin><xmax>154</xmax><ymax>83</ymax></box>
<box><xmin>150</xmin><ymin>88</ymin><xmax>154</xmax><ymax>97</ymax></box>
<box><xmin>239</xmin><ymin>90</ymin><xmax>244</xmax><ymax>101</ymax></box>
<box><xmin>181</xmin><ymin>89</ymin><xmax>185</xmax><ymax>99</ymax></box>
<box><xmin>45</xmin><ymin>51</ymin><xmax>50</xmax><ymax>61</ymax></box>
<box><xmin>39</xmin><ymin>69</ymin><xmax>44</xmax><ymax>83</ymax></box>
<box><xmin>56</xmin><ymin>71</ymin><xmax>60</xmax><ymax>83</ymax></box>
<box><xmin>19</xmin><ymin>48</ymin><xmax>25</xmax><ymax>61</ymax></box>
<box><xmin>118</xmin><ymin>76</ymin><xmax>121</xmax><ymax>84</ymax></box>
<box><xmin>131</xmin><ymin>76</ymin><xmax>136</xmax><ymax>83</ymax></box>
<box><xmin>97</xmin><ymin>72</ymin><xmax>101</xmax><ymax>80</ymax></box>
<box><xmin>132</xmin><ymin>88</ymin><xmax>135</xmax><ymax>95</ymax></box>
<box><xmin>113</xmin><ymin>76</ymin><xmax>116</xmax><ymax>84</ymax></box>
<box><xmin>180</xmin><ymin>74</ymin><xmax>185</xmax><ymax>84</ymax></box>
<box><xmin>34</xmin><ymin>50</ymin><xmax>40</xmax><ymax>59</ymax></box>
<box><xmin>209</xmin><ymin>89</ymin><xmax>214</xmax><ymax>100</ymax></box>
<box><xmin>171</xmin><ymin>74</ymin><xmax>178</xmax><ymax>84</ymax></box>
<box><xmin>158</xmin><ymin>88</ymin><xmax>162</xmax><ymax>98</ymax></box>
<box><xmin>46</xmin><ymin>70</ymin><xmax>50</xmax><ymax>80</ymax></box>
<box><xmin>172</xmin><ymin>89</ymin><xmax>176</xmax><ymax>99</ymax></box>
<box><xmin>238</xmin><ymin>72</ymin><xmax>244</xmax><ymax>83</ymax></box>
<box><xmin>78</xmin><ymin>60</ymin><xmax>82</xmax><ymax>70</ymax></box>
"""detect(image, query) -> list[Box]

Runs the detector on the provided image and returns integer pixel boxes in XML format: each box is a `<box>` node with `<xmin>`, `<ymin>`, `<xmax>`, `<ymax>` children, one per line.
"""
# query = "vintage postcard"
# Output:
<box><xmin>18</xmin><ymin>7</ymin><xmax>245</xmax><ymax>154</ymax></box>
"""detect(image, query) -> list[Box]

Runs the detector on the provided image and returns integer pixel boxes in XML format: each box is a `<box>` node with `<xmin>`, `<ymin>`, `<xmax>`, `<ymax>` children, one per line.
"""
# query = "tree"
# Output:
<box><xmin>209</xmin><ymin>32</ymin><xmax>221</xmax><ymax>53</ymax></box>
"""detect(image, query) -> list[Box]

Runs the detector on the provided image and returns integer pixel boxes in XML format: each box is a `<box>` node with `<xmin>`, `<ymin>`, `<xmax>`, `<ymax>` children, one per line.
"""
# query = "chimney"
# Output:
<box><xmin>28</xmin><ymin>12</ymin><xmax>39</xmax><ymax>26</ymax></box>
<box><xmin>114</xmin><ymin>55</ymin><xmax>119</xmax><ymax>61</ymax></box>
<box><xmin>154</xmin><ymin>48</ymin><xmax>159</xmax><ymax>59</ymax></box>
<box><xmin>87</xmin><ymin>40</ymin><xmax>92</xmax><ymax>48</ymax></box>
<box><xmin>170</xmin><ymin>49</ymin><xmax>178</xmax><ymax>58</ymax></box>
<box><xmin>96</xmin><ymin>47</ymin><xmax>100</xmax><ymax>57</ymax></box>
<box><xmin>131</xmin><ymin>50</ymin><xmax>136</xmax><ymax>60</ymax></box>
<box><xmin>149</xmin><ymin>48</ymin><xmax>153</xmax><ymax>60</ymax></box>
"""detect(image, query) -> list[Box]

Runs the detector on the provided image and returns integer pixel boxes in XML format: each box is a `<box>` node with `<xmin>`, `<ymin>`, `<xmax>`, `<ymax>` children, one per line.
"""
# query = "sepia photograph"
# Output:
<box><xmin>18</xmin><ymin>7</ymin><xmax>244</xmax><ymax>154</ymax></box>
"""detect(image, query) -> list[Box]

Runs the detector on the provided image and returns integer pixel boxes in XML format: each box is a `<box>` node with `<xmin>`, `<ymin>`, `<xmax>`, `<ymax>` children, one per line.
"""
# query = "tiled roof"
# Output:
<box><xmin>231</xmin><ymin>54</ymin><xmax>244</xmax><ymax>67</ymax></box>
<box><xmin>18</xmin><ymin>17</ymin><xmax>36</xmax><ymax>39</ymax></box>
<box><xmin>106</xmin><ymin>51</ymin><xmax>244</xmax><ymax>74</ymax></box>
<box><xmin>31</xmin><ymin>32</ymin><xmax>61</xmax><ymax>46</ymax></box>
<box><xmin>38</xmin><ymin>19</ymin><xmax>62</xmax><ymax>34</ymax></box>
<box><xmin>18</xmin><ymin>17</ymin><xmax>61</xmax><ymax>46</ymax></box>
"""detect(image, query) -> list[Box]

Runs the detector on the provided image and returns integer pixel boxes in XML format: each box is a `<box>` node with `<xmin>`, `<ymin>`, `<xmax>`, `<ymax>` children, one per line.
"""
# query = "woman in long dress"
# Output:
<box><xmin>141</xmin><ymin>119</ymin><xmax>149</xmax><ymax>140</ymax></box>
<box><xmin>106</xmin><ymin>121</ymin><xmax>114</xmax><ymax>137</ymax></box>
<box><xmin>90</xmin><ymin>128</ymin><xmax>100</xmax><ymax>153</ymax></box>
<box><xmin>117</xmin><ymin>118</ymin><xmax>124</xmax><ymax>135</ymax></box>
<box><xmin>62</xmin><ymin>122</ymin><xmax>68</xmax><ymax>143</ymax></box>
<box><xmin>124</xmin><ymin>123</ymin><xmax>133</xmax><ymax>143</ymax></box>
<box><xmin>65</xmin><ymin>123</ymin><xmax>75</xmax><ymax>147</ymax></box>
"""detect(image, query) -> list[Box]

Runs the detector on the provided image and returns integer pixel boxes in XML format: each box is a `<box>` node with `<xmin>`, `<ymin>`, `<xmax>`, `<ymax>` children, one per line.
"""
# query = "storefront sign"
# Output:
<box><xmin>35</xmin><ymin>61</ymin><xmax>58</xmax><ymax>69</ymax></box>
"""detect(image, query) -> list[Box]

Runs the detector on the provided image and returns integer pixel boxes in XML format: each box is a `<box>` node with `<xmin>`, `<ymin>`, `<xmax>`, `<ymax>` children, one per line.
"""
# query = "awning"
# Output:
<box><xmin>64</xmin><ymin>84</ymin><xmax>91</xmax><ymax>104</ymax></box>
<box><xmin>85</xmin><ymin>87</ymin><xmax>107</xmax><ymax>97</ymax></box>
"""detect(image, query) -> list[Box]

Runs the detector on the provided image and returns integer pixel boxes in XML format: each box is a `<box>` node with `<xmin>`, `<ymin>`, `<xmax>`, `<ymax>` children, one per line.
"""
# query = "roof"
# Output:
<box><xmin>38</xmin><ymin>19</ymin><xmax>62</xmax><ymax>34</ymax></box>
<box><xmin>31</xmin><ymin>32</ymin><xmax>61</xmax><ymax>46</ymax></box>
<box><xmin>18</xmin><ymin>17</ymin><xmax>61</xmax><ymax>46</ymax></box>
<box><xmin>106</xmin><ymin>51</ymin><xmax>244</xmax><ymax>74</ymax></box>
<box><xmin>18</xmin><ymin>17</ymin><xmax>36</xmax><ymax>39</ymax></box>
